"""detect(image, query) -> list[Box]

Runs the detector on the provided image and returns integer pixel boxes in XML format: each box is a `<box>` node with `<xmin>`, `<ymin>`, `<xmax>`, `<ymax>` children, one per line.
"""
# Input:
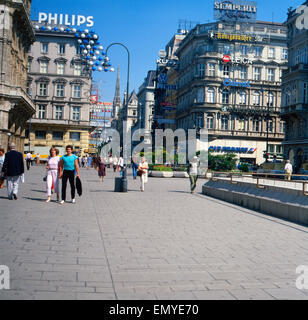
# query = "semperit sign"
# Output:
<box><xmin>214</xmin><ymin>0</ymin><xmax>257</xmax><ymax>23</ymax></box>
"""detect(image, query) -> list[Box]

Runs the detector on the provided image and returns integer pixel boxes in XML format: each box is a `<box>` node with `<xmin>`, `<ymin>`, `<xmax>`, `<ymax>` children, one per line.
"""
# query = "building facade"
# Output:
<box><xmin>0</xmin><ymin>0</ymin><xmax>35</xmax><ymax>152</ymax></box>
<box><xmin>25</xmin><ymin>23</ymin><xmax>92</xmax><ymax>157</ymax></box>
<box><xmin>281</xmin><ymin>1</ymin><xmax>308</xmax><ymax>172</ymax></box>
<box><xmin>174</xmin><ymin>20</ymin><xmax>288</xmax><ymax>165</ymax></box>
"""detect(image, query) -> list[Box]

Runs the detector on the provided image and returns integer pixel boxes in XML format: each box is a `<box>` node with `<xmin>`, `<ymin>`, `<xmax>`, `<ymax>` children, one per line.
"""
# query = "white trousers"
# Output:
<box><xmin>7</xmin><ymin>176</ymin><xmax>19</xmax><ymax>198</ymax></box>
<box><xmin>46</xmin><ymin>170</ymin><xmax>59</xmax><ymax>196</ymax></box>
<box><xmin>140</xmin><ymin>172</ymin><xmax>148</xmax><ymax>191</ymax></box>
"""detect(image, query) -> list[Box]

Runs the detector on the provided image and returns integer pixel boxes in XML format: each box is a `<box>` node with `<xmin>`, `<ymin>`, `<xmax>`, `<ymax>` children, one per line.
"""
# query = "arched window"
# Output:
<box><xmin>207</xmin><ymin>87</ymin><xmax>215</xmax><ymax>103</ymax></box>
<box><xmin>222</xmin><ymin>89</ymin><xmax>229</xmax><ymax>104</ymax></box>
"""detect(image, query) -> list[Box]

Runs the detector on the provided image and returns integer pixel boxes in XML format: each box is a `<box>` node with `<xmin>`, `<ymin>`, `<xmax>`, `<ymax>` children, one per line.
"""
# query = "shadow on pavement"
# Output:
<box><xmin>23</xmin><ymin>197</ymin><xmax>45</xmax><ymax>202</ymax></box>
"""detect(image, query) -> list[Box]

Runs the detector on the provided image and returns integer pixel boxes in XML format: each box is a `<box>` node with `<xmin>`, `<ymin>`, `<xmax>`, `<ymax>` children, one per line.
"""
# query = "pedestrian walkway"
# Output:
<box><xmin>1</xmin><ymin>166</ymin><xmax>308</xmax><ymax>300</ymax></box>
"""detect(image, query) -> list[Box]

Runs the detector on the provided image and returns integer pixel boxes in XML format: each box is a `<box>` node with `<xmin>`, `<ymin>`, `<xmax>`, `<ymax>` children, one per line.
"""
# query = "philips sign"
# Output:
<box><xmin>38</xmin><ymin>13</ymin><xmax>94</xmax><ymax>27</ymax></box>
<box><xmin>223</xmin><ymin>78</ymin><xmax>250</xmax><ymax>88</ymax></box>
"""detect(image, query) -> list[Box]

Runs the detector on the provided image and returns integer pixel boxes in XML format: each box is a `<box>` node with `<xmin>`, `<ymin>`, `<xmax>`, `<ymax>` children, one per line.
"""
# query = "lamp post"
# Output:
<box><xmin>105</xmin><ymin>42</ymin><xmax>130</xmax><ymax>192</ymax></box>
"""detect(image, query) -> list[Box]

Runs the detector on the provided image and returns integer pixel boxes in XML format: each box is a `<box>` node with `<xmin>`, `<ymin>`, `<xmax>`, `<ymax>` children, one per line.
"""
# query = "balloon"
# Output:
<box><xmin>95</xmin><ymin>50</ymin><xmax>100</xmax><ymax>55</ymax></box>
<box><xmin>87</xmin><ymin>34</ymin><xmax>91</xmax><ymax>39</ymax></box>
<box><xmin>86</xmin><ymin>56</ymin><xmax>91</xmax><ymax>60</ymax></box>
<box><xmin>101</xmin><ymin>51</ymin><xmax>106</xmax><ymax>55</ymax></box>
<box><xmin>75</xmin><ymin>33</ymin><xmax>79</xmax><ymax>37</ymax></box>
<box><xmin>84</xmin><ymin>29</ymin><xmax>89</xmax><ymax>34</ymax></box>
<box><xmin>104</xmin><ymin>56</ymin><xmax>109</xmax><ymax>61</ymax></box>
<box><xmin>89</xmin><ymin>51</ymin><xmax>94</xmax><ymax>55</ymax></box>
<box><xmin>99</xmin><ymin>46</ymin><xmax>103</xmax><ymax>50</ymax></box>
<box><xmin>60</xmin><ymin>27</ymin><xmax>65</xmax><ymax>32</ymax></box>
<box><xmin>96</xmin><ymin>41</ymin><xmax>100</xmax><ymax>45</ymax></box>
<box><xmin>80</xmin><ymin>44</ymin><xmax>85</xmax><ymax>49</ymax></box>
<box><xmin>89</xmin><ymin>61</ymin><xmax>94</xmax><ymax>65</ymax></box>
<box><xmin>78</xmin><ymin>39</ymin><xmax>82</xmax><ymax>44</ymax></box>
<box><xmin>41</xmin><ymin>26</ymin><xmax>46</xmax><ymax>30</ymax></box>
<box><xmin>98</xmin><ymin>57</ymin><xmax>103</xmax><ymax>61</ymax></box>
<box><xmin>83</xmin><ymin>49</ymin><xmax>88</xmax><ymax>54</ymax></box>
<box><xmin>104</xmin><ymin>68</ymin><xmax>108</xmax><ymax>72</ymax></box>
<box><xmin>86</xmin><ymin>45</ymin><xmax>91</xmax><ymax>49</ymax></box>
<box><xmin>92</xmin><ymin>56</ymin><xmax>97</xmax><ymax>60</ymax></box>
<box><xmin>83</xmin><ymin>40</ymin><xmax>89</xmax><ymax>44</ymax></box>
<box><xmin>98</xmin><ymin>67</ymin><xmax>103</xmax><ymax>72</ymax></box>
<box><xmin>110</xmin><ymin>67</ymin><xmax>115</xmax><ymax>72</ymax></box>
<box><xmin>89</xmin><ymin>40</ymin><xmax>94</xmax><ymax>45</ymax></box>
<box><xmin>95</xmin><ymin>61</ymin><xmax>100</xmax><ymax>66</ymax></box>
<box><xmin>34</xmin><ymin>25</ymin><xmax>39</xmax><ymax>30</ymax></box>
<box><xmin>54</xmin><ymin>27</ymin><xmax>58</xmax><ymax>31</ymax></box>
<box><xmin>66</xmin><ymin>28</ymin><xmax>71</xmax><ymax>32</ymax></box>
<box><xmin>92</xmin><ymin>67</ymin><xmax>96</xmax><ymax>71</ymax></box>
<box><xmin>93</xmin><ymin>34</ymin><xmax>98</xmax><ymax>39</ymax></box>
<box><xmin>81</xmin><ymin>33</ymin><xmax>86</xmax><ymax>38</ymax></box>
<box><xmin>47</xmin><ymin>26</ymin><xmax>52</xmax><ymax>31</ymax></box>
<box><xmin>78</xmin><ymin>29</ymin><xmax>83</xmax><ymax>33</ymax></box>
<box><xmin>72</xmin><ymin>28</ymin><xmax>77</xmax><ymax>33</ymax></box>
<box><xmin>93</xmin><ymin>46</ymin><xmax>97</xmax><ymax>50</ymax></box>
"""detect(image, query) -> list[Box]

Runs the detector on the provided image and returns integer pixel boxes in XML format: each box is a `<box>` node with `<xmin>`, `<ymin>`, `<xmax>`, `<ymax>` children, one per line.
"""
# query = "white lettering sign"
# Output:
<box><xmin>214</xmin><ymin>1</ymin><xmax>257</xmax><ymax>13</ymax></box>
<box><xmin>0</xmin><ymin>265</ymin><xmax>10</xmax><ymax>290</ymax></box>
<box><xmin>38</xmin><ymin>12</ymin><xmax>94</xmax><ymax>27</ymax></box>
<box><xmin>295</xmin><ymin>5</ymin><xmax>308</xmax><ymax>30</ymax></box>
<box><xmin>231</xmin><ymin>56</ymin><xmax>253</xmax><ymax>64</ymax></box>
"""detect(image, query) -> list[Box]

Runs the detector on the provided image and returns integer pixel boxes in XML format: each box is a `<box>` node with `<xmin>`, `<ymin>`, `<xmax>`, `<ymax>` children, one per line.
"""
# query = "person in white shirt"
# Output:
<box><xmin>118</xmin><ymin>156</ymin><xmax>124</xmax><ymax>176</ymax></box>
<box><xmin>26</xmin><ymin>152</ymin><xmax>32</xmax><ymax>170</ymax></box>
<box><xmin>284</xmin><ymin>160</ymin><xmax>293</xmax><ymax>181</ymax></box>
<box><xmin>0</xmin><ymin>148</ymin><xmax>5</xmax><ymax>189</ymax></box>
<box><xmin>113</xmin><ymin>156</ymin><xmax>118</xmax><ymax>172</ymax></box>
<box><xmin>138</xmin><ymin>157</ymin><xmax>149</xmax><ymax>192</ymax></box>
<box><xmin>189</xmin><ymin>156</ymin><xmax>199</xmax><ymax>194</ymax></box>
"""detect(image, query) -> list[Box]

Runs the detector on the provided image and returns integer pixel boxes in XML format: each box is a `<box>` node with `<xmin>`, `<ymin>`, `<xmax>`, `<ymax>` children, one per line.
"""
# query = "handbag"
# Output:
<box><xmin>43</xmin><ymin>176</ymin><xmax>47</xmax><ymax>182</ymax></box>
<box><xmin>137</xmin><ymin>170</ymin><xmax>144</xmax><ymax>177</ymax></box>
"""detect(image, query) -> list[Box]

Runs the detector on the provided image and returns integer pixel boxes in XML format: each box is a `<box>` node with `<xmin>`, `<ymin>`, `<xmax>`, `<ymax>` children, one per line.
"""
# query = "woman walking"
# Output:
<box><xmin>97</xmin><ymin>157</ymin><xmax>106</xmax><ymax>182</ymax></box>
<box><xmin>189</xmin><ymin>156</ymin><xmax>199</xmax><ymax>194</ymax></box>
<box><xmin>138</xmin><ymin>157</ymin><xmax>149</xmax><ymax>192</ymax></box>
<box><xmin>46</xmin><ymin>147</ymin><xmax>60</xmax><ymax>203</ymax></box>
<box><xmin>59</xmin><ymin>145</ymin><xmax>80</xmax><ymax>204</ymax></box>
<box><xmin>132</xmin><ymin>159</ymin><xmax>138</xmax><ymax>180</ymax></box>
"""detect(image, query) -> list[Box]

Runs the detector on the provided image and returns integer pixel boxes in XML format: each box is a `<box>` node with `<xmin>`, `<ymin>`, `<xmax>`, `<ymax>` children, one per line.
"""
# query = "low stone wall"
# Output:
<box><xmin>149</xmin><ymin>171</ymin><xmax>189</xmax><ymax>178</ymax></box>
<box><xmin>202</xmin><ymin>179</ymin><xmax>308</xmax><ymax>225</ymax></box>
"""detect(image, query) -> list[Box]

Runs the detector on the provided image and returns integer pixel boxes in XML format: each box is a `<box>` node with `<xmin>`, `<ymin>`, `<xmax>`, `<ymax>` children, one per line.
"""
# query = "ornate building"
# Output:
<box><xmin>25</xmin><ymin>22</ymin><xmax>92</xmax><ymax>158</ymax></box>
<box><xmin>281</xmin><ymin>1</ymin><xmax>308</xmax><ymax>172</ymax></box>
<box><xmin>174</xmin><ymin>20</ymin><xmax>288</xmax><ymax>165</ymax></box>
<box><xmin>0</xmin><ymin>0</ymin><xmax>35</xmax><ymax>151</ymax></box>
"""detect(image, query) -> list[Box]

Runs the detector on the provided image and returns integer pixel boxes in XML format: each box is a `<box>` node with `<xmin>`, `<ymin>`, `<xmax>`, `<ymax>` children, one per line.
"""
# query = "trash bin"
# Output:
<box><xmin>114</xmin><ymin>177</ymin><xmax>122</xmax><ymax>192</ymax></box>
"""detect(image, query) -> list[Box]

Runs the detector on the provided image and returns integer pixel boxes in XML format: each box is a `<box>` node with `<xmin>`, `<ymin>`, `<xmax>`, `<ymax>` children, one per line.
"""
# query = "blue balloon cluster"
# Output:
<box><xmin>34</xmin><ymin>25</ymin><xmax>114</xmax><ymax>73</ymax></box>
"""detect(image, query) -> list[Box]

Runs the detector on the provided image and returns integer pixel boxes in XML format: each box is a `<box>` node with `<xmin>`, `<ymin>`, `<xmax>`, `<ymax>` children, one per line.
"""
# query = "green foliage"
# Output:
<box><xmin>151</xmin><ymin>165</ymin><xmax>173</xmax><ymax>172</ymax></box>
<box><xmin>208</xmin><ymin>153</ymin><xmax>237</xmax><ymax>171</ymax></box>
<box><xmin>239</xmin><ymin>163</ymin><xmax>249</xmax><ymax>172</ymax></box>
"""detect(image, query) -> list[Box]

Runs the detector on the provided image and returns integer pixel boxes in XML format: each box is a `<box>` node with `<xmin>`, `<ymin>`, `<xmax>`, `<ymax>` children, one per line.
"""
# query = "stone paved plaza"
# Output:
<box><xmin>1</xmin><ymin>166</ymin><xmax>308</xmax><ymax>300</ymax></box>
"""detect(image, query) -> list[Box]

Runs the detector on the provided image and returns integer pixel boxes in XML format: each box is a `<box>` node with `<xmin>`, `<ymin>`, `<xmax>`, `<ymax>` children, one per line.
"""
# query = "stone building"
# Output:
<box><xmin>281</xmin><ymin>1</ymin><xmax>308</xmax><ymax>172</ymax></box>
<box><xmin>0</xmin><ymin>0</ymin><xmax>35</xmax><ymax>151</ymax></box>
<box><xmin>174</xmin><ymin>20</ymin><xmax>288</xmax><ymax>165</ymax></box>
<box><xmin>25</xmin><ymin>22</ymin><xmax>92</xmax><ymax>158</ymax></box>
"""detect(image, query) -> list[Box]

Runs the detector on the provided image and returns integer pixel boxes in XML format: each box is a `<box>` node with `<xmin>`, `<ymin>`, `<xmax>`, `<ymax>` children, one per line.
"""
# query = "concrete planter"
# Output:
<box><xmin>150</xmin><ymin>171</ymin><xmax>174</xmax><ymax>178</ymax></box>
<box><xmin>173</xmin><ymin>171</ymin><xmax>189</xmax><ymax>178</ymax></box>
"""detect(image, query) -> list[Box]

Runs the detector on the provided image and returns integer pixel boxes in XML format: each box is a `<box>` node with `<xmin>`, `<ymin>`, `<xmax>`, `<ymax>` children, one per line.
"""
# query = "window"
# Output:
<box><xmin>55</xmin><ymin>84</ymin><xmax>64</xmax><ymax>97</ymax></box>
<box><xmin>239</xmin><ymin>66</ymin><xmax>247</xmax><ymax>80</ymax></box>
<box><xmin>267</xmin><ymin>92</ymin><xmax>274</xmax><ymax>107</ymax></box>
<box><xmin>282</xmin><ymin>48</ymin><xmax>288</xmax><ymax>60</ymax></box>
<box><xmin>253</xmin><ymin>91</ymin><xmax>260</xmax><ymax>105</ymax></box>
<box><xmin>26</xmin><ymin>80</ymin><xmax>32</xmax><ymax>96</ymax></box>
<box><xmin>27</xmin><ymin>60</ymin><xmax>31</xmax><ymax>72</ymax></box>
<box><xmin>73</xmin><ymin>85</ymin><xmax>81</xmax><ymax>98</ymax></box>
<box><xmin>267</xmin><ymin>120</ymin><xmax>273</xmax><ymax>133</ymax></box>
<box><xmin>72</xmin><ymin>106</ymin><xmax>80</xmax><ymax>120</ymax></box>
<box><xmin>206</xmin><ymin>116</ymin><xmax>214</xmax><ymax>129</ymax></box>
<box><xmin>239</xmin><ymin>91</ymin><xmax>247</xmax><ymax>105</ymax></box>
<box><xmin>70</xmin><ymin>132</ymin><xmax>80</xmax><ymax>141</ymax></box>
<box><xmin>267</xmin><ymin>68</ymin><xmax>275</xmax><ymax>81</ymax></box>
<box><xmin>74</xmin><ymin>64</ymin><xmax>82</xmax><ymax>76</ymax></box>
<box><xmin>301</xmin><ymin>47</ymin><xmax>307</xmax><ymax>64</ymax></box>
<box><xmin>268</xmin><ymin>47</ymin><xmax>275</xmax><ymax>59</ymax></box>
<box><xmin>279</xmin><ymin>121</ymin><xmax>286</xmax><ymax>133</ymax></box>
<box><xmin>195</xmin><ymin>64</ymin><xmax>205</xmax><ymax>77</ymax></box>
<box><xmin>196</xmin><ymin>87</ymin><xmax>204</xmax><ymax>103</ymax></box>
<box><xmin>253</xmin><ymin>67</ymin><xmax>261</xmax><ymax>80</ymax></box>
<box><xmin>52</xmin><ymin>131</ymin><xmax>63</xmax><ymax>140</ymax></box>
<box><xmin>253</xmin><ymin>119</ymin><xmax>260</xmax><ymax>132</ymax></box>
<box><xmin>238</xmin><ymin>119</ymin><xmax>245</xmax><ymax>131</ymax></box>
<box><xmin>221</xmin><ymin>116</ymin><xmax>229</xmax><ymax>130</ymax></box>
<box><xmin>285</xmin><ymin>89</ymin><xmax>291</xmax><ymax>106</ymax></box>
<box><xmin>223</xmin><ymin>65</ymin><xmax>230</xmax><ymax>77</ymax></box>
<box><xmin>222</xmin><ymin>89</ymin><xmax>229</xmax><ymax>104</ymax></box>
<box><xmin>57</xmin><ymin>62</ymin><xmax>65</xmax><ymax>75</ymax></box>
<box><xmin>41</xmin><ymin>43</ymin><xmax>48</xmax><ymax>54</ymax></box>
<box><xmin>268</xmin><ymin>144</ymin><xmax>275</xmax><ymax>153</ymax></box>
<box><xmin>38</xmin><ymin>105</ymin><xmax>46</xmax><ymax>119</ymax></box>
<box><xmin>208</xmin><ymin>63</ymin><xmax>215</xmax><ymax>76</ymax></box>
<box><xmin>295</xmin><ymin>50</ymin><xmax>300</xmax><ymax>64</ymax></box>
<box><xmin>304</xmin><ymin>83</ymin><xmax>307</xmax><ymax>104</ymax></box>
<box><xmin>255</xmin><ymin>46</ymin><xmax>262</xmax><ymax>57</ymax></box>
<box><xmin>35</xmin><ymin>130</ymin><xmax>46</xmax><ymax>140</ymax></box>
<box><xmin>224</xmin><ymin>45</ymin><xmax>230</xmax><ymax>55</ymax></box>
<box><xmin>58</xmin><ymin>44</ymin><xmax>66</xmax><ymax>54</ymax></box>
<box><xmin>55</xmin><ymin>106</ymin><xmax>63</xmax><ymax>120</ymax></box>
<box><xmin>207</xmin><ymin>88</ymin><xmax>215</xmax><ymax>103</ymax></box>
<box><xmin>241</xmin><ymin>45</ymin><xmax>247</xmax><ymax>56</ymax></box>
<box><xmin>40</xmin><ymin>61</ymin><xmax>48</xmax><ymax>74</ymax></box>
<box><xmin>76</xmin><ymin>45</ymin><xmax>82</xmax><ymax>55</ymax></box>
<box><xmin>38</xmin><ymin>83</ymin><xmax>47</xmax><ymax>96</ymax></box>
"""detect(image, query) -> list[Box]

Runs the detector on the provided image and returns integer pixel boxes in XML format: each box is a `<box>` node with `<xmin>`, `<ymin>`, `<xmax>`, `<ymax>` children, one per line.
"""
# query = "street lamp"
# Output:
<box><xmin>105</xmin><ymin>42</ymin><xmax>130</xmax><ymax>193</ymax></box>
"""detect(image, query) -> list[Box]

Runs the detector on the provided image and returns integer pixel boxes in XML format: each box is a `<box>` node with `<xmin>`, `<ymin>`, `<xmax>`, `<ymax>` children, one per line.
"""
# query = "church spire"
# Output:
<box><xmin>113</xmin><ymin>66</ymin><xmax>121</xmax><ymax>118</ymax></box>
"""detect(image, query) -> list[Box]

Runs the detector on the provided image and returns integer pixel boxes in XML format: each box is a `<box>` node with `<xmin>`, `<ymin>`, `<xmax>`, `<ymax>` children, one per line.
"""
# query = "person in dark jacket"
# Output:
<box><xmin>1</xmin><ymin>142</ymin><xmax>24</xmax><ymax>200</ymax></box>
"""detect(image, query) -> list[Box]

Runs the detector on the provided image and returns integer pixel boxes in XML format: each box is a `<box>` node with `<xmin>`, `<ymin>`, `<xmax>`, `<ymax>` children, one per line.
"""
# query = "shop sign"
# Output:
<box><xmin>209</xmin><ymin>146</ymin><xmax>256</xmax><ymax>153</ymax></box>
<box><xmin>223</xmin><ymin>78</ymin><xmax>250</xmax><ymax>88</ymax></box>
<box><xmin>157</xmin><ymin>83</ymin><xmax>177</xmax><ymax>90</ymax></box>
<box><xmin>38</xmin><ymin>12</ymin><xmax>94</xmax><ymax>27</ymax></box>
<box><xmin>222</xmin><ymin>55</ymin><xmax>231</xmax><ymax>63</ymax></box>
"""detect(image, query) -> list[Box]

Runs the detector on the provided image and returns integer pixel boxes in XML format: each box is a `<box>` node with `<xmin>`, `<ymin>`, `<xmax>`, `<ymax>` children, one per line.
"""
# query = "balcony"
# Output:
<box><xmin>281</xmin><ymin>104</ymin><xmax>308</xmax><ymax>115</ymax></box>
<box><xmin>207</xmin><ymin>129</ymin><xmax>284</xmax><ymax>140</ymax></box>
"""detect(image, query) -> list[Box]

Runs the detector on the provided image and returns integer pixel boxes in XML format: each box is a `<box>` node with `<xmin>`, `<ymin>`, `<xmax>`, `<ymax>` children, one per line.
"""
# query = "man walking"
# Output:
<box><xmin>188</xmin><ymin>156</ymin><xmax>199</xmax><ymax>194</ymax></box>
<box><xmin>284</xmin><ymin>160</ymin><xmax>293</xmax><ymax>181</ymax></box>
<box><xmin>1</xmin><ymin>143</ymin><xmax>24</xmax><ymax>200</ymax></box>
<box><xmin>26</xmin><ymin>151</ymin><xmax>32</xmax><ymax>170</ymax></box>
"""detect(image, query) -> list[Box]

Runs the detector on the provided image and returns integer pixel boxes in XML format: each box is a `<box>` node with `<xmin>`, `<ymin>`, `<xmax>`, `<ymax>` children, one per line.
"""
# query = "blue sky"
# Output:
<box><xmin>31</xmin><ymin>0</ymin><xmax>302</xmax><ymax>102</ymax></box>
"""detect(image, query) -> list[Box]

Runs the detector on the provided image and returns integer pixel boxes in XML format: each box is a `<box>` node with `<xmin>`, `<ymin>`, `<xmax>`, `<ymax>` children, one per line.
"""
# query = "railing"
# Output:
<box><xmin>208</xmin><ymin>171</ymin><xmax>308</xmax><ymax>196</ymax></box>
